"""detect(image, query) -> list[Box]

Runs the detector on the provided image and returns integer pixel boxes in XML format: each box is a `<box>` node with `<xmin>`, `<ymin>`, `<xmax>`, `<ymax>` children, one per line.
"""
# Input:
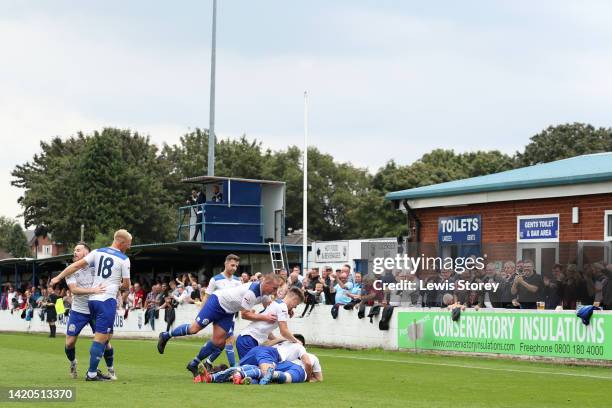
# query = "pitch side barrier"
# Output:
<box><xmin>2</xmin><ymin>306</ymin><xmax>611</xmax><ymax>365</ymax></box>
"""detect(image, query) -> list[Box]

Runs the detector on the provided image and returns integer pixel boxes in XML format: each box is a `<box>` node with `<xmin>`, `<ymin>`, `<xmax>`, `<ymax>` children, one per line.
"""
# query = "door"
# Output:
<box><xmin>517</xmin><ymin>243</ymin><xmax>559</xmax><ymax>275</ymax></box>
<box><xmin>274</xmin><ymin>210</ymin><xmax>283</xmax><ymax>242</ymax></box>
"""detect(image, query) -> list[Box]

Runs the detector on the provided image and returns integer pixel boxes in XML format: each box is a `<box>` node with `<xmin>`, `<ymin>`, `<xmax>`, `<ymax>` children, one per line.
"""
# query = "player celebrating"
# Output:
<box><xmin>235</xmin><ymin>287</ymin><xmax>305</xmax><ymax>359</ymax></box>
<box><xmin>206</xmin><ymin>352</ymin><xmax>323</xmax><ymax>385</ymax></box>
<box><xmin>52</xmin><ymin>229</ymin><xmax>132</xmax><ymax>382</ymax></box>
<box><xmin>156</xmin><ymin>273</ymin><xmax>282</xmax><ymax>380</ymax></box>
<box><xmin>199</xmin><ymin>254</ymin><xmax>243</xmax><ymax>369</ymax></box>
<box><xmin>226</xmin><ymin>336</ymin><xmax>313</xmax><ymax>385</ymax></box>
<box><xmin>63</xmin><ymin>242</ymin><xmax>110</xmax><ymax>379</ymax></box>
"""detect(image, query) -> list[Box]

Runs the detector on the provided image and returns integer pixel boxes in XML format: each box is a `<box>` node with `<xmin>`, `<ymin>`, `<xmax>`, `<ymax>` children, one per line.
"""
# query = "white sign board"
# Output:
<box><xmin>314</xmin><ymin>241</ymin><xmax>349</xmax><ymax>263</ymax></box>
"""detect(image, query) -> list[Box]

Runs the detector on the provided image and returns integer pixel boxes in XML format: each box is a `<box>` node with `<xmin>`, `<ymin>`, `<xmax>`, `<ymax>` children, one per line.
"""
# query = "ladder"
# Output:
<box><xmin>268</xmin><ymin>242</ymin><xmax>287</xmax><ymax>274</ymax></box>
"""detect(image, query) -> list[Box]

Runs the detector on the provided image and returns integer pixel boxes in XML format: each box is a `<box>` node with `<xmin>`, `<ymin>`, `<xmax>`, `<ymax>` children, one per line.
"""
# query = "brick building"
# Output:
<box><xmin>386</xmin><ymin>153</ymin><xmax>612</xmax><ymax>275</ymax></box>
<box><xmin>25</xmin><ymin>231</ymin><xmax>66</xmax><ymax>259</ymax></box>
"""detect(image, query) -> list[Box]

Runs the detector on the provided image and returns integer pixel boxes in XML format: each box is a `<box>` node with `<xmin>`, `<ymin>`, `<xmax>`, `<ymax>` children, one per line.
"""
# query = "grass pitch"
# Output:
<box><xmin>0</xmin><ymin>332</ymin><xmax>610</xmax><ymax>408</ymax></box>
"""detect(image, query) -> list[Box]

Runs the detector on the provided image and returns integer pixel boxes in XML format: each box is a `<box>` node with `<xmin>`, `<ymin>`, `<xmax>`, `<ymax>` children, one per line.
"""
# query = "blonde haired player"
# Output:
<box><xmin>52</xmin><ymin>229</ymin><xmax>132</xmax><ymax>381</ymax></box>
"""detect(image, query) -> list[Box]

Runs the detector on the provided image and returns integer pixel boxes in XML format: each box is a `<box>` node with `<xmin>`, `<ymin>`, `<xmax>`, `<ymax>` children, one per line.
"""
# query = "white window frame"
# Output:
<box><xmin>605</xmin><ymin>210</ymin><xmax>612</xmax><ymax>241</ymax></box>
<box><xmin>43</xmin><ymin>245</ymin><xmax>52</xmax><ymax>255</ymax></box>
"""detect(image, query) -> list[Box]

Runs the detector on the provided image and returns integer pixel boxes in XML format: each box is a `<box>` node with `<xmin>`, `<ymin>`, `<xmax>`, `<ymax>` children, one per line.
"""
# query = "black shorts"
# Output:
<box><xmin>46</xmin><ymin>310</ymin><xmax>57</xmax><ymax>322</ymax></box>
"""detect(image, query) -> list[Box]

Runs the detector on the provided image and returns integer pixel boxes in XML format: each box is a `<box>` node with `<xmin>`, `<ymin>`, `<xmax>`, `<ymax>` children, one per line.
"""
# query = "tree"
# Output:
<box><xmin>517</xmin><ymin>123</ymin><xmax>612</xmax><ymax>166</ymax></box>
<box><xmin>12</xmin><ymin>128</ymin><xmax>175</xmax><ymax>245</ymax></box>
<box><xmin>0</xmin><ymin>216</ymin><xmax>31</xmax><ymax>258</ymax></box>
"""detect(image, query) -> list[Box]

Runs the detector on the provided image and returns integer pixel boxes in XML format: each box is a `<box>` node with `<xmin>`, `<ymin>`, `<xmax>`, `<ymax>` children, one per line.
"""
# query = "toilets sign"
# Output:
<box><xmin>517</xmin><ymin>214</ymin><xmax>559</xmax><ymax>242</ymax></box>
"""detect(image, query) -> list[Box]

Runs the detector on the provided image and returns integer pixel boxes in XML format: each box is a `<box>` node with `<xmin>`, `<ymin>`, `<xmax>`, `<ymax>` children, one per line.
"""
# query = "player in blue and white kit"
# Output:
<box><xmin>235</xmin><ymin>287</ymin><xmax>304</xmax><ymax>359</ymax></box>
<box><xmin>198</xmin><ymin>336</ymin><xmax>317</xmax><ymax>385</ymax></box>
<box><xmin>52</xmin><ymin>229</ymin><xmax>132</xmax><ymax>382</ymax></box>
<box><xmin>199</xmin><ymin>254</ymin><xmax>243</xmax><ymax>369</ymax></box>
<box><xmin>157</xmin><ymin>272</ymin><xmax>282</xmax><ymax>381</ymax></box>
<box><xmin>63</xmin><ymin>242</ymin><xmax>110</xmax><ymax>379</ymax></box>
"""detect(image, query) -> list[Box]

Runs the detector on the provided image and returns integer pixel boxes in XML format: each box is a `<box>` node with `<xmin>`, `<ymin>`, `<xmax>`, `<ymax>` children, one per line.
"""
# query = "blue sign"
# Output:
<box><xmin>438</xmin><ymin>215</ymin><xmax>481</xmax><ymax>244</ymax></box>
<box><xmin>518</xmin><ymin>216</ymin><xmax>559</xmax><ymax>241</ymax></box>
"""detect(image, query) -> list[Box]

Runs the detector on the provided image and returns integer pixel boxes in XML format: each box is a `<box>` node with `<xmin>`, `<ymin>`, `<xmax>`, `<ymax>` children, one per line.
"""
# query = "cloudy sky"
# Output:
<box><xmin>2</xmin><ymin>0</ymin><xmax>612</xmax><ymax>225</ymax></box>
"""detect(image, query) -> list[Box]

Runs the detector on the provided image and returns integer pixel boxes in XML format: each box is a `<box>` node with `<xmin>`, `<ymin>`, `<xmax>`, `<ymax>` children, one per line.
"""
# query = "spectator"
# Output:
<box><xmin>543</xmin><ymin>264</ymin><xmax>563</xmax><ymax>309</ymax></box>
<box><xmin>482</xmin><ymin>263</ymin><xmax>504</xmax><ymax>308</ymax></box>
<box><xmin>173</xmin><ymin>284</ymin><xmax>190</xmax><ymax>305</ymax></box>
<box><xmin>301</xmin><ymin>281</ymin><xmax>325</xmax><ymax>317</ymax></box>
<box><xmin>190</xmin><ymin>282</ymin><xmax>202</xmax><ymax>303</ymax></box>
<box><xmin>133</xmin><ymin>283</ymin><xmax>145</xmax><ymax>310</ymax></box>
<box><xmin>499</xmin><ymin>261</ymin><xmax>518</xmax><ymax>308</ymax></box>
<box><xmin>601</xmin><ymin>263</ymin><xmax>612</xmax><ymax>309</ymax></box>
<box><xmin>279</xmin><ymin>269</ymin><xmax>288</xmax><ymax>281</ymax></box>
<box><xmin>144</xmin><ymin>284</ymin><xmax>162</xmax><ymax>330</ymax></box>
<box><xmin>63</xmin><ymin>290</ymin><xmax>73</xmax><ymax>316</ymax></box>
<box><xmin>211</xmin><ymin>184</ymin><xmax>223</xmax><ymax>202</ymax></box>
<box><xmin>288</xmin><ymin>271</ymin><xmax>303</xmax><ymax>290</ymax></box>
<box><xmin>240</xmin><ymin>272</ymin><xmax>250</xmax><ymax>284</ymax></box>
<box><xmin>321</xmin><ymin>267</ymin><xmax>335</xmax><ymax>305</ymax></box>
<box><xmin>343</xmin><ymin>272</ymin><xmax>364</xmax><ymax>309</ymax></box>
<box><xmin>7</xmin><ymin>286</ymin><xmax>17</xmax><ymax>314</ymax></box>
<box><xmin>560</xmin><ymin>264</ymin><xmax>589</xmax><ymax>309</ymax></box>
<box><xmin>587</xmin><ymin>263</ymin><xmax>607</xmax><ymax>305</ymax></box>
<box><xmin>44</xmin><ymin>285</ymin><xmax>61</xmax><ymax>338</ymax></box>
<box><xmin>159</xmin><ymin>295</ymin><xmax>178</xmax><ymax>332</ymax></box>
<box><xmin>292</xmin><ymin>265</ymin><xmax>304</xmax><ymax>283</ymax></box>
<box><xmin>511</xmin><ymin>259</ymin><xmax>544</xmax><ymax>309</ymax></box>
<box><xmin>189</xmin><ymin>187</ymin><xmax>206</xmax><ymax>241</ymax></box>
<box><xmin>329</xmin><ymin>271</ymin><xmax>354</xmax><ymax>305</ymax></box>
<box><xmin>276</xmin><ymin>277</ymin><xmax>289</xmax><ymax>300</ymax></box>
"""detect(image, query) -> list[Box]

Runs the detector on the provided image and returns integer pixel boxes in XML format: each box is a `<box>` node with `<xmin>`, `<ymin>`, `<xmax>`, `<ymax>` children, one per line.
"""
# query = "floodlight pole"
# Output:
<box><xmin>303</xmin><ymin>91</ymin><xmax>308</xmax><ymax>274</ymax></box>
<box><xmin>207</xmin><ymin>0</ymin><xmax>217</xmax><ymax>176</ymax></box>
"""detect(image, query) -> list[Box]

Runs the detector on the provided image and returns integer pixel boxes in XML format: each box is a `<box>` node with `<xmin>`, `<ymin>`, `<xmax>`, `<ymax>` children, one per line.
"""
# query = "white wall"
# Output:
<box><xmin>0</xmin><ymin>304</ymin><xmax>397</xmax><ymax>349</ymax></box>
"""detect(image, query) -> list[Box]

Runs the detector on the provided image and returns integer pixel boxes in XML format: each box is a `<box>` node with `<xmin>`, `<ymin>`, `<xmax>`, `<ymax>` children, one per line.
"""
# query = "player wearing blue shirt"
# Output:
<box><xmin>157</xmin><ymin>267</ymin><xmax>281</xmax><ymax>382</ymax></box>
<box><xmin>63</xmin><ymin>242</ymin><xmax>110</xmax><ymax>379</ymax></box>
<box><xmin>52</xmin><ymin>229</ymin><xmax>132</xmax><ymax>382</ymax></box>
<box><xmin>200</xmin><ymin>255</ymin><xmax>243</xmax><ymax>369</ymax></box>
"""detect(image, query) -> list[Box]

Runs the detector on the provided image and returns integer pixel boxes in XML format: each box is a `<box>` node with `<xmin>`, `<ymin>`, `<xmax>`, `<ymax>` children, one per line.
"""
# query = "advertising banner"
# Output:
<box><xmin>398</xmin><ymin>310</ymin><xmax>612</xmax><ymax>360</ymax></box>
<box><xmin>314</xmin><ymin>241</ymin><xmax>349</xmax><ymax>262</ymax></box>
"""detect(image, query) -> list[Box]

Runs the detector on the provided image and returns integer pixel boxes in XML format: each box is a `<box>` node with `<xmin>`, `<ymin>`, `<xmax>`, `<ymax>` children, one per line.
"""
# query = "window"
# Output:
<box><xmin>43</xmin><ymin>245</ymin><xmax>52</xmax><ymax>255</ymax></box>
<box><xmin>605</xmin><ymin>210</ymin><xmax>612</xmax><ymax>241</ymax></box>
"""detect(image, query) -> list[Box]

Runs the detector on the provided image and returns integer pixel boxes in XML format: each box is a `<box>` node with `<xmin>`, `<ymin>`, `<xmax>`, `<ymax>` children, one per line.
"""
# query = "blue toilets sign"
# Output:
<box><xmin>517</xmin><ymin>215</ymin><xmax>559</xmax><ymax>242</ymax></box>
<box><xmin>438</xmin><ymin>215</ymin><xmax>481</xmax><ymax>244</ymax></box>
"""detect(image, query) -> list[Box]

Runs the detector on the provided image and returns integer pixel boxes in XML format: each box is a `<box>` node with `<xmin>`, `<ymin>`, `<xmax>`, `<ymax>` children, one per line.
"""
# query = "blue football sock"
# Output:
<box><xmin>242</xmin><ymin>366</ymin><xmax>262</xmax><ymax>379</ymax></box>
<box><xmin>207</xmin><ymin>348</ymin><xmax>222</xmax><ymax>364</ymax></box>
<box><xmin>65</xmin><ymin>346</ymin><xmax>76</xmax><ymax>362</ymax></box>
<box><xmin>273</xmin><ymin>371</ymin><xmax>288</xmax><ymax>384</ymax></box>
<box><xmin>212</xmin><ymin>367</ymin><xmax>236</xmax><ymax>383</ymax></box>
<box><xmin>104</xmin><ymin>346</ymin><xmax>114</xmax><ymax>368</ymax></box>
<box><xmin>169</xmin><ymin>323</ymin><xmax>190</xmax><ymax>338</ymax></box>
<box><xmin>225</xmin><ymin>344</ymin><xmax>236</xmax><ymax>366</ymax></box>
<box><xmin>259</xmin><ymin>366</ymin><xmax>275</xmax><ymax>385</ymax></box>
<box><xmin>191</xmin><ymin>341</ymin><xmax>221</xmax><ymax>365</ymax></box>
<box><xmin>88</xmin><ymin>341</ymin><xmax>105</xmax><ymax>376</ymax></box>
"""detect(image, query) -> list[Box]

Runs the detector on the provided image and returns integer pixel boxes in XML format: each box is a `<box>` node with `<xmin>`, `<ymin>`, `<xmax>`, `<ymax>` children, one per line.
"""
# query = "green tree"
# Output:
<box><xmin>12</xmin><ymin>128</ymin><xmax>175</xmax><ymax>246</ymax></box>
<box><xmin>517</xmin><ymin>123</ymin><xmax>612</xmax><ymax>166</ymax></box>
<box><xmin>0</xmin><ymin>216</ymin><xmax>31</xmax><ymax>257</ymax></box>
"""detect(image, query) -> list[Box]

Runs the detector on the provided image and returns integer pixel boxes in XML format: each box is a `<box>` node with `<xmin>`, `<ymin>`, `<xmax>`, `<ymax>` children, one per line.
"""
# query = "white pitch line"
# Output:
<box><xmin>315</xmin><ymin>353</ymin><xmax>612</xmax><ymax>381</ymax></box>
<box><xmin>146</xmin><ymin>340</ymin><xmax>612</xmax><ymax>381</ymax></box>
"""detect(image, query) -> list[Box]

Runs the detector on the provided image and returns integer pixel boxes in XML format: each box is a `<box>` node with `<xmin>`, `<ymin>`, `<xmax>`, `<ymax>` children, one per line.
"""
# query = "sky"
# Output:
<box><xmin>2</xmin><ymin>0</ymin><xmax>612</xmax><ymax>225</ymax></box>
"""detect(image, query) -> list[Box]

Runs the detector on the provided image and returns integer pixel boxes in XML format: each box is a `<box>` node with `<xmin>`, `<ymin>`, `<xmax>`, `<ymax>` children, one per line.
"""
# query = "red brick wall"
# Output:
<box><xmin>412</xmin><ymin>192</ymin><xmax>612</xmax><ymax>263</ymax></box>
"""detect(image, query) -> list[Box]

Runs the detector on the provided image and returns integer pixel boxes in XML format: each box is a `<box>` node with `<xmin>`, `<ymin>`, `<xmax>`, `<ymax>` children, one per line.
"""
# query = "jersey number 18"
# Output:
<box><xmin>97</xmin><ymin>256</ymin><xmax>114</xmax><ymax>279</ymax></box>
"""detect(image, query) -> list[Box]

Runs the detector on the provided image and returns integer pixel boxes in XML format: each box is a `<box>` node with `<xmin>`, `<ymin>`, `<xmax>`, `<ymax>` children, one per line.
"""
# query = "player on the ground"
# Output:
<box><xmin>206</xmin><ymin>335</ymin><xmax>313</xmax><ymax>385</ymax></box>
<box><xmin>52</xmin><ymin>229</ymin><xmax>132</xmax><ymax>382</ymax></box>
<box><xmin>63</xmin><ymin>242</ymin><xmax>113</xmax><ymax>379</ymax></box>
<box><xmin>197</xmin><ymin>335</ymin><xmax>313</xmax><ymax>385</ymax></box>
<box><xmin>205</xmin><ymin>352</ymin><xmax>323</xmax><ymax>385</ymax></box>
<box><xmin>199</xmin><ymin>254</ymin><xmax>243</xmax><ymax>370</ymax></box>
<box><xmin>157</xmin><ymin>273</ymin><xmax>282</xmax><ymax>380</ymax></box>
<box><xmin>235</xmin><ymin>287</ymin><xmax>304</xmax><ymax>359</ymax></box>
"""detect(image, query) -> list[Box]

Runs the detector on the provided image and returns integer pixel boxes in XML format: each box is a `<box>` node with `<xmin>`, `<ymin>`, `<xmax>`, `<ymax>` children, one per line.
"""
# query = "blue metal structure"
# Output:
<box><xmin>178</xmin><ymin>176</ymin><xmax>286</xmax><ymax>245</ymax></box>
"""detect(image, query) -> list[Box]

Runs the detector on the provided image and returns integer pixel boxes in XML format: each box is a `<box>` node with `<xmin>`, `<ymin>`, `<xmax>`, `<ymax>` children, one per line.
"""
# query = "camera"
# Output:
<box><xmin>516</xmin><ymin>268</ymin><xmax>524</xmax><ymax>276</ymax></box>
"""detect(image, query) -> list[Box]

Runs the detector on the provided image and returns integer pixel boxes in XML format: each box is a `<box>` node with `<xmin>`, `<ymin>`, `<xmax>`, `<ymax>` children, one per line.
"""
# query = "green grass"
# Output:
<box><xmin>0</xmin><ymin>332</ymin><xmax>610</xmax><ymax>408</ymax></box>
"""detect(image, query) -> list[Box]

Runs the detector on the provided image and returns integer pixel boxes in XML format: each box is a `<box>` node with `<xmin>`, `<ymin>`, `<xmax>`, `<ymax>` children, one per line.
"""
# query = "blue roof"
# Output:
<box><xmin>385</xmin><ymin>152</ymin><xmax>612</xmax><ymax>201</ymax></box>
